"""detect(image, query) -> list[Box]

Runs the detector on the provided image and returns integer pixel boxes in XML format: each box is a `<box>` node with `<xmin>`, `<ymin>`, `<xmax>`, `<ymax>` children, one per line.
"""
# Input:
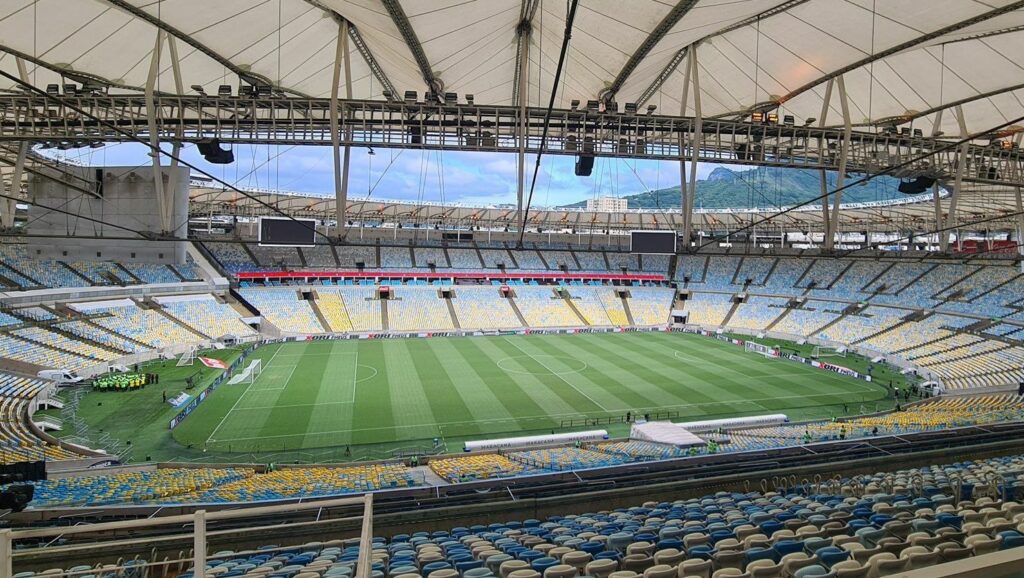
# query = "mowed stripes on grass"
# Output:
<box><xmin>172</xmin><ymin>332</ymin><xmax>888</xmax><ymax>453</ymax></box>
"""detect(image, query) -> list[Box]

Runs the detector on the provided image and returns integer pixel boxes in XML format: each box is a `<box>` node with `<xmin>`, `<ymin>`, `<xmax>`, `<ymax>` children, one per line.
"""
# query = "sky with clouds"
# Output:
<box><xmin>52</xmin><ymin>142</ymin><xmax>727</xmax><ymax>208</ymax></box>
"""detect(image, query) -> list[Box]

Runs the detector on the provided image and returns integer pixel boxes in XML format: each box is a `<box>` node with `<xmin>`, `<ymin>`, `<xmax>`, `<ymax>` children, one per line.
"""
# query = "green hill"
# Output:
<box><xmin>562</xmin><ymin>166</ymin><xmax>908</xmax><ymax>210</ymax></box>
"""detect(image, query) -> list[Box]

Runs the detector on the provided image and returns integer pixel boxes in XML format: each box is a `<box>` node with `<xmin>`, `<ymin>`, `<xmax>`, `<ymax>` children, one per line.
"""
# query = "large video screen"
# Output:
<box><xmin>258</xmin><ymin>217</ymin><xmax>317</xmax><ymax>247</ymax></box>
<box><xmin>630</xmin><ymin>230</ymin><xmax>677</xmax><ymax>254</ymax></box>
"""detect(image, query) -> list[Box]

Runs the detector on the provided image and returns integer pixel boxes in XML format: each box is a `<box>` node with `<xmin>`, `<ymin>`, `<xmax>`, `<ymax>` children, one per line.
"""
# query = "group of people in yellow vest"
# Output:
<box><xmin>92</xmin><ymin>372</ymin><xmax>157</xmax><ymax>392</ymax></box>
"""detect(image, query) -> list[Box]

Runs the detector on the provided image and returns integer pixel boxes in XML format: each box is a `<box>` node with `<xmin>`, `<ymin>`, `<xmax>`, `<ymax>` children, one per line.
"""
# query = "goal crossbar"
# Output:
<box><xmin>228</xmin><ymin>359</ymin><xmax>262</xmax><ymax>385</ymax></box>
<box><xmin>814</xmin><ymin>345</ymin><xmax>847</xmax><ymax>358</ymax></box>
<box><xmin>176</xmin><ymin>346</ymin><xmax>198</xmax><ymax>367</ymax></box>
<box><xmin>745</xmin><ymin>341</ymin><xmax>778</xmax><ymax>358</ymax></box>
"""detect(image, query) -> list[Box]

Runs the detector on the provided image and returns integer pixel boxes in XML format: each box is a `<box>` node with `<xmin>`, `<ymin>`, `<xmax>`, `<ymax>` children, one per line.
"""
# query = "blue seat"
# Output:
<box><xmin>656</xmin><ymin>538</ymin><xmax>683</xmax><ymax>551</ymax></box>
<box><xmin>421</xmin><ymin>562</ymin><xmax>451</xmax><ymax>574</ymax></box>
<box><xmin>710</xmin><ymin>530</ymin><xmax>735</xmax><ymax>543</ymax></box>
<box><xmin>1000</xmin><ymin>531</ymin><xmax>1024</xmax><ymax>550</ymax></box>
<box><xmin>816</xmin><ymin>546</ymin><xmax>849</xmax><ymax>568</ymax></box>
<box><xmin>530</xmin><ymin>557</ymin><xmax>558</xmax><ymax>573</ymax></box>
<box><xmin>745</xmin><ymin>547</ymin><xmax>776</xmax><ymax>564</ymax></box>
<box><xmin>686</xmin><ymin>546</ymin><xmax>714</xmax><ymax>561</ymax></box>
<box><xmin>517</xmin><ymin>550</ymin><xmax>542</xmax><ymax>563</ymax></box>
<box><xmin>456</xmin><ymin>560</ymin><xmax>483</xmax><ymax>573</ymax></box>
<box><xmin>845</xmin><ymin>520</ymin><xmax>870</xmax><ymax>533</ymax></box>
<box><xmin>774</xmin><ymin>540</ymin><xmax>804</xmax><ymax>558</ymax></box>
<box><xmin>868</xmin><ymin>514</ymin><xmax>893</xmax><ymax>527</ymax></box>
<box><xmin>937</xmin><ymin>514</ymin><xmax>963</xmax><ymax>530</ymax></box>
<box><xmin>760</xmin><ymin>521</ymin><xmax>784</xmax><ymax>536</ymax></box>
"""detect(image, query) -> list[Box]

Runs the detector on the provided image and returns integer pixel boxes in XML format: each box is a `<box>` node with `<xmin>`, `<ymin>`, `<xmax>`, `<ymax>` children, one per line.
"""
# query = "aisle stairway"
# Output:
<box><xmin>445</xmin><ymin>295</ymin><xmax>461</xmax><ymax>329</ymax></box>
<box><xmin>621</xmin><ymin>292</ymin><xmax>636</xmax><ymax>326</ymax></box>
<box><xmin>506</xmin><ymin>291</ymin><xmax>529</xmax><ymax>327</ymax></box>
<box><xmin>562</xmin><ymin>293</ymin><xmax>590</xmax><ymax>326</ymax></box>
<box><xmin>308</xmin><ymin>294</ymin><xmax>334</xmax><ymax>333</ymax></box>
<box><xmin>719</xmin><ymin>298</ymin><xmax>742</xmax><ymax>327</ymax></box>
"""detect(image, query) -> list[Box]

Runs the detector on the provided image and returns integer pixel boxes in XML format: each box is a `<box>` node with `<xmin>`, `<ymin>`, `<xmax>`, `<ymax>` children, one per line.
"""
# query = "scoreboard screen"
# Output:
<box><xmin>630</xmin><ymin>230</ymin><xmax>677</xmax><ymax>254</ymax></box>
<box><xmin>258</xmin><ymin>217</ymin><xmax>317</xmax><ymax>247</ymax></box>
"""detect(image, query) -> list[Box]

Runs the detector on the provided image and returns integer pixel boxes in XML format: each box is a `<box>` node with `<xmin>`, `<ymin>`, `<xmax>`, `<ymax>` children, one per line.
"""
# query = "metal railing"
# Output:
<box><xmin>0</xmin><ymin>494</ymin><xmax>374</xmax><ymax>578</ymax></box>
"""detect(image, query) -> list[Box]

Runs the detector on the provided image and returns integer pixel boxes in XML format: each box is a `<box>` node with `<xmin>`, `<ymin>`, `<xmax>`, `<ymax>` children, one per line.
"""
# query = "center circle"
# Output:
<box><xmin>496</xmin><ymin>355</ymin><xmax>588</xmax><ymax>376</ymax></box>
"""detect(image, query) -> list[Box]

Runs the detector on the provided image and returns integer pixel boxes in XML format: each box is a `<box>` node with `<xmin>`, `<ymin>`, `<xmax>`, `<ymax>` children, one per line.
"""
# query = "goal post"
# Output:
<box><xmin>228</xmin><ymin>359</ymin><xmax>262</xmax><ymax>386</ymax></box>
<box><xmin>745</xmin><ymin>341</ymin><xmax>778</xmax><ymax>358</ymax></box>
<box><xmin>813</xmin><ymin>345</ymin><xmax>847</xmax><ymax>358</ymax></box>
<box><xmin>176</xmin><ymin>346</ymin><xmax>198</xmax><ymax>367</ymax></box>
<box><xmin>238</xmin><ymin>359</ymin><xmax>262</xmax><ymax>385</ymax></box>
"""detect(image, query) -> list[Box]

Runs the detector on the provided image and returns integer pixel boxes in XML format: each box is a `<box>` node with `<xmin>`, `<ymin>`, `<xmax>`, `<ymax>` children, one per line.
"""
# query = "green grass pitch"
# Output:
<box><xmin>162</xmin><ymin>332</ymin><xmax>894</xmax><ymax>457</ymax></box>
<box><xmin>46</xmin><ymin>332</ymin><xmax>906</xmax><ymax>463</ymax></box>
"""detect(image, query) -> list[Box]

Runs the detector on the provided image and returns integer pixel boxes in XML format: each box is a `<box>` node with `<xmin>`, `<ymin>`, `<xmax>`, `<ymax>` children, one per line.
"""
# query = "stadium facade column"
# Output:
<box><xmin>330</xmin><ymin>20</ymin><xmax>353</xmax><ymax>237</ymax></box>
<box><xmin>145</xmin><ymin>30</ymin><xmax>172</xmax><ymax>234</ymax></box>
<box><xmin>931</xmin><ymin>111</ymin><xmax>945</xmax><ymax>250</ymax></box>
<box><xmin>516</xmin><ymin>25</ymin><xmax>529</xmax><ymax>231</ymax></box>
<box><xmin>3</xmin><ymin>58</ymin><xmax>31</xmax><ymax>230</ymax></box>
<box><xmin>824</xmin><ymin>75</ymin><xmax>851</xmax><ymax>252</ymax></box>
<box><xmin>677</xmin><ymin>47</ymin><xmax>690</xmax><ymax>244</ymax></box>
<box><xmin>818</xmin><ymin>78</ymin><xmax>834</xmax><ymax>245</ymax></box>
<box><xmin>164</xmin><ymin>36</ymin><xmax>186</xmax><ymax>234</ymax></box>
<box><xmin>942</xmin><ymin>105</ymin><xmax>970</xmax><ymax>253</ymax></box>
<box><xmin>1015</xmin><ymin>187</ymin><xmax>1024</xmax><ymax>266</ymax></box>
<box><xmin>3</xmin><ymin>142</ymin><xmax>26</xmax><ymax>230</ymax></box>
<box><xmin>679</xmin><ymin>44</ymin><xmax>700</xmax><ymax>247</ymax></box>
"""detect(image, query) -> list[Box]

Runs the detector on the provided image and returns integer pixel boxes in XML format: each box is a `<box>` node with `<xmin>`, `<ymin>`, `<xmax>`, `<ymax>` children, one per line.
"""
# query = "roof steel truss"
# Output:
<box><xmin>1</xmin><ymin>95</ymin><xmax>1021</xmax><ymax>187</ymax></box>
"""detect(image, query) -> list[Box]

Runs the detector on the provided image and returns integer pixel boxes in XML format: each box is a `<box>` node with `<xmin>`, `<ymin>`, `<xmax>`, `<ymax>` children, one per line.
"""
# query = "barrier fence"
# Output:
<box><xmin>559</xmin><ymin>410</ymin><xmax>680</xmax><ymax>429</ymax></box>
<box><xmin>1</xmin><ymin>494</ymin><xmax>374</xmax><ymax>578</ymax></box>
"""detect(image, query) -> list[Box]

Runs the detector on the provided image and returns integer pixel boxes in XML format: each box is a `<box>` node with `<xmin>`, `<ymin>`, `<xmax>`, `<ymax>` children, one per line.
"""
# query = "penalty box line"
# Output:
<box><xmin>211</xmin><ymin>350</ymin><xmax>360</xmax><ymax>441</ymax></box>
<box><xmin>206</xmin><ymin>344</ymin><xmax>284</xmax><ymax>444</ymax></box>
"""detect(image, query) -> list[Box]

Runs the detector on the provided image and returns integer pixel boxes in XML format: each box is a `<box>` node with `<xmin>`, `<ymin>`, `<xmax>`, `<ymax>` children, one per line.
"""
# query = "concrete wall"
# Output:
<box><xmin>27</xmin><ymin>165</ymin><xmax>190</xmax><ymax>263</ymax></box>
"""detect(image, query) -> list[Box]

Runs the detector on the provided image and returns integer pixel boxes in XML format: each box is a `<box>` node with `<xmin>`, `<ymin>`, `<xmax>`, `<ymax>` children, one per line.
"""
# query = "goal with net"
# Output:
<box><xmin>813</xmin><ymin>345</ymin><xmax>847</xmax><ymax>358</ymax></box>
<box><xmin>228</xmin><ymin>359</ymin><xmax>262</xmax><ymax>385</ymax></box>
<box><xmin>745</xmin><ymin>341</ymin><xmax>778</xmax><ymax>358</ymax></box>
<box><xmin>176</xmin><ymin>346</ymin><xmax>198</xmax><ymax>367</ymax></box>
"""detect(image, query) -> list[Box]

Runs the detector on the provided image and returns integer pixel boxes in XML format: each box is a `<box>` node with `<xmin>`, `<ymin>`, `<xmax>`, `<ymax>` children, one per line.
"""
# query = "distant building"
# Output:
<box><xmin>586</xmin><ymin>196</ymin><xmax>628</xmax><ymax>212</ymax></box>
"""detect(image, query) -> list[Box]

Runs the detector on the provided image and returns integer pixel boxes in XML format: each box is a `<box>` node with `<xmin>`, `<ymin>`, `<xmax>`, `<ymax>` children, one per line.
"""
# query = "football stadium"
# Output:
<box><xmin>3</xmin><ymin>1</ymin><xmax>1024</xmax><ymax>577</ymax></box>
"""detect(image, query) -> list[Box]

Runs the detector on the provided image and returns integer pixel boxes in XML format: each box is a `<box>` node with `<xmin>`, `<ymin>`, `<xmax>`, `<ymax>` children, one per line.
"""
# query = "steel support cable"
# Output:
<box><xmin>0</xmin><ymin>68</ymin><xmax>331</xmax><ymax>244</ymax></box>
<box><xmin>692</xmin><ymin>112</ymin><xmax>1024</xmax><ymax>253</ymax></box>
<box><xmin>517</xmin><ymin>0</ymin><xmax>580</xmax><ymax>247</ymax></box>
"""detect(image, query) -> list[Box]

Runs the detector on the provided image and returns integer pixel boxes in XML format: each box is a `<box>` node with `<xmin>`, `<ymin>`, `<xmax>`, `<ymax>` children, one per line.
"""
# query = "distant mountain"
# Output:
<box><xmin>561</xmin><ymin>166</ymin><xmax>909</xmax><ymax>210</ymax></box>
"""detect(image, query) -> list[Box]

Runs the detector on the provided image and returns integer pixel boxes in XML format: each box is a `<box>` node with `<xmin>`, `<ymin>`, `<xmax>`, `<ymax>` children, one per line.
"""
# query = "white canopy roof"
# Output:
<box><xmin>3</xmin><ymin>0</ymin><xmax>1024</xmax><ymax>137</ymax></box>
